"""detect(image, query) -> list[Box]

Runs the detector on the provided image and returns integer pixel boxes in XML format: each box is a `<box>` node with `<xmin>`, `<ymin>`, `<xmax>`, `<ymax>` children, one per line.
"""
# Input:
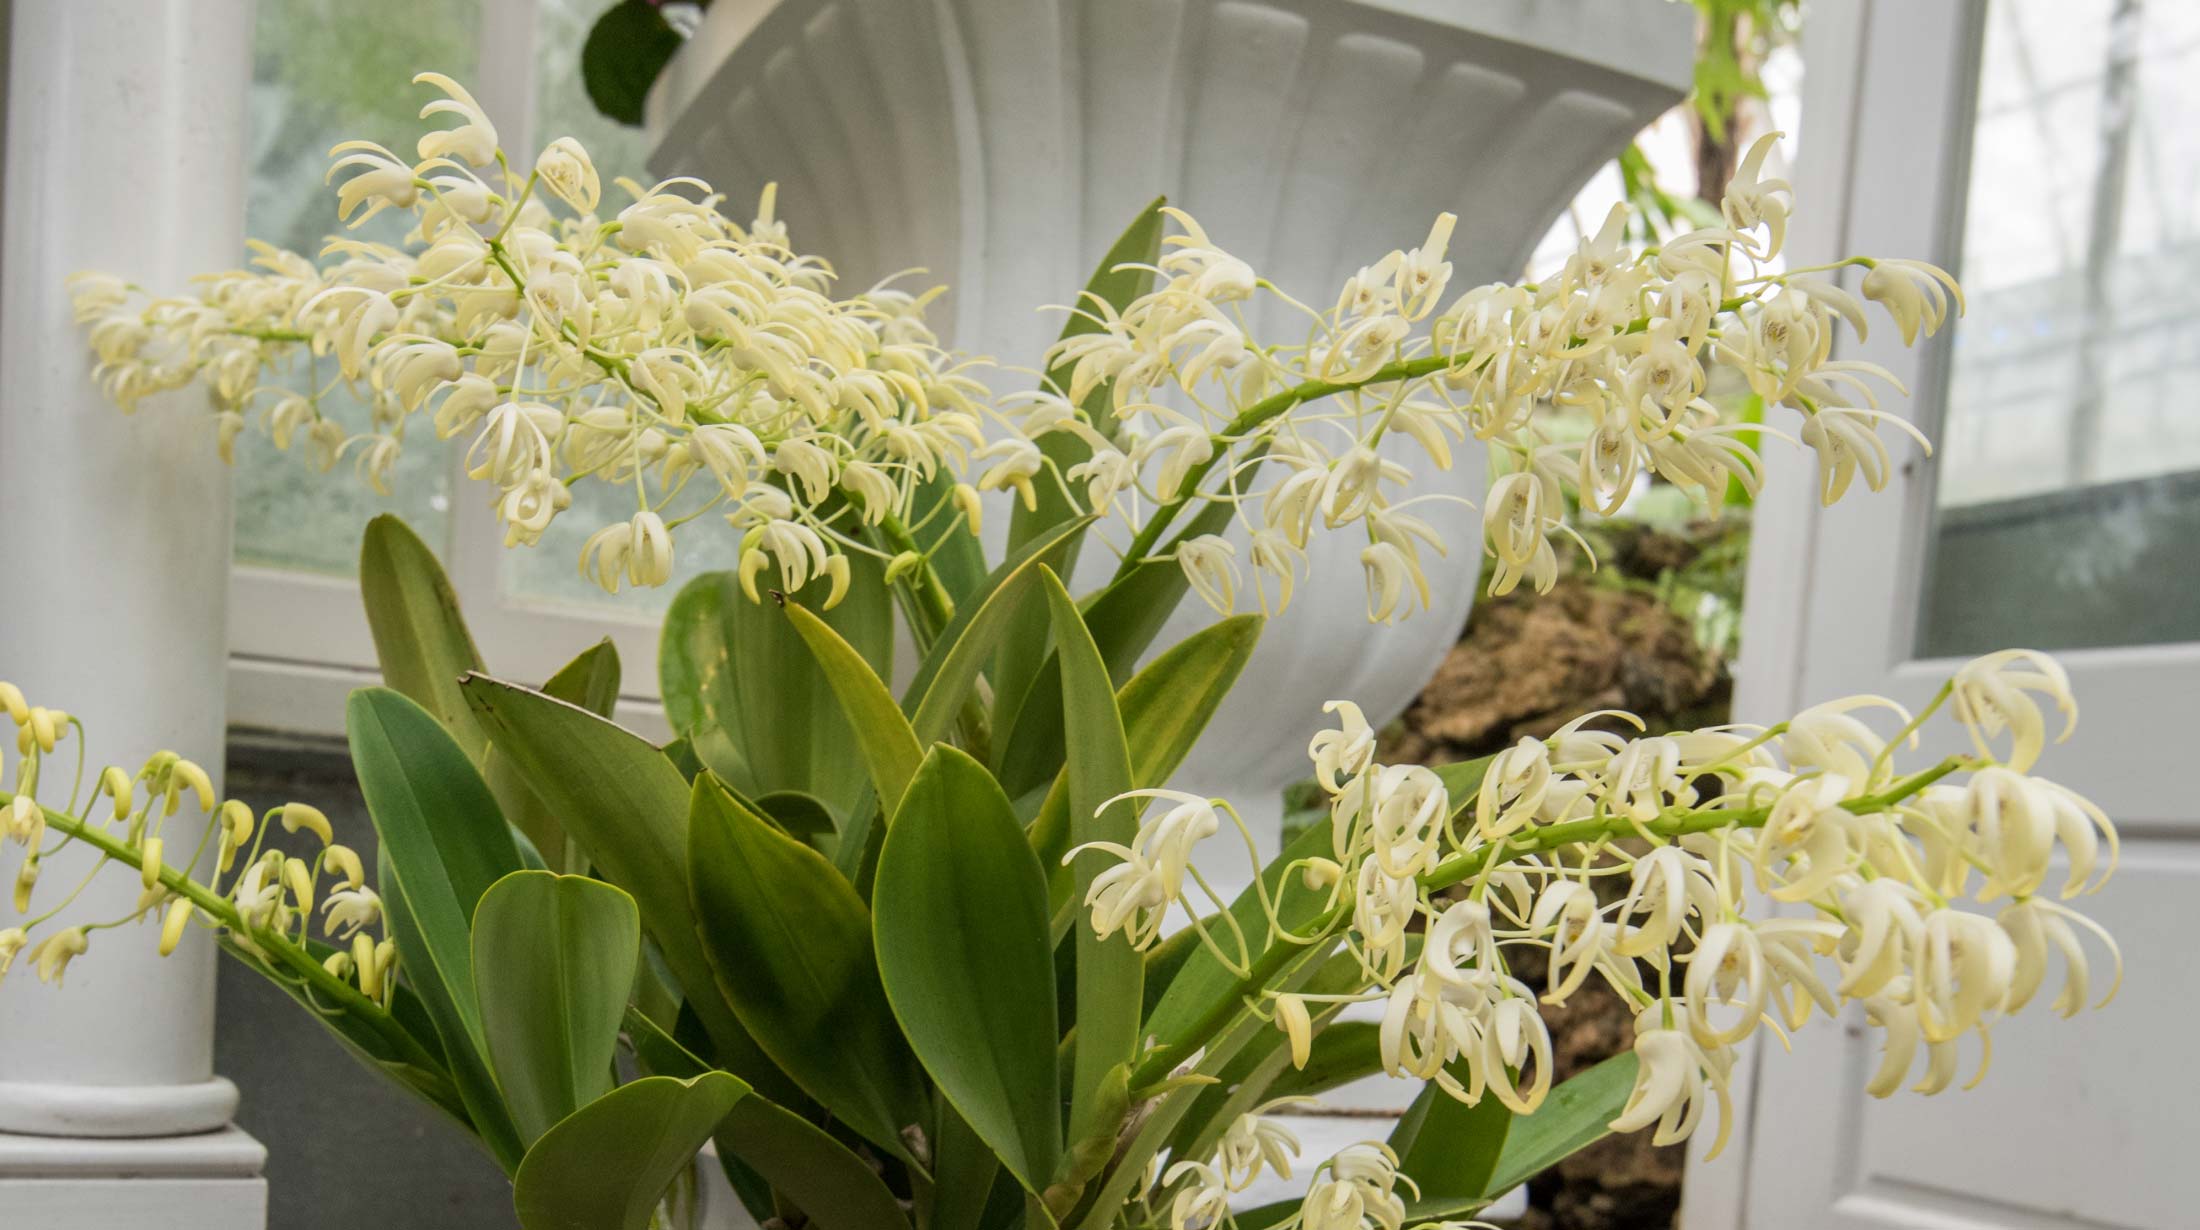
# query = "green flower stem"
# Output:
<box><xmin>1110</xmin><ymin>354</ymin><xmax>1457</xmax><ymax>580</ymax></box>
<box><xmin>1130</xmin><ymin>758</ymin><xmax>1966</xmax><ymax>1098</ymax></box>
<box><xmin>874</xmin><ymin>511</ymin><xmax>957</xmax><ymax>635</ymax></box>
<box><xmin>1106</xmin><ymin>293</ymin><xmax>1758</xmax><ymax>581</ymax></box>
<box><xmin>1417</xmin><ymin>757</ymin><xmax>1966</xmax><ymax>892</ymax></box>
<box><xmin>1</xmin><ymin>789</ymin><xmax>446</xmax><ymax>1077</ymax></box>
<box><xmin>1128</xmin><ymin>914</ymin><xmax>1343</xmax><ymax>1090</ymax></box>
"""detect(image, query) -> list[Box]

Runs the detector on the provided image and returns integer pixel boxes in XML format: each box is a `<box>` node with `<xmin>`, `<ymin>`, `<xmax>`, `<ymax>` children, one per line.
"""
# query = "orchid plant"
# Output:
<box><xmin>3</xmin><ymin>73</ymin><xmax>2119</xmax><ymax>1230</ymax></box>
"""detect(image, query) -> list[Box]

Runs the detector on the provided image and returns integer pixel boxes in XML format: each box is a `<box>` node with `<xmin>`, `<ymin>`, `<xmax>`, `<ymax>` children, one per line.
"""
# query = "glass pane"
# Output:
<box><xmin>1917</xmin><ymin>0</ymin><xmax>2200</xmax><ymax>657</ymax></box>
<box><xmin>499</xmin><ymin>0</ymin><xmax>699</xmax><ymax>614</ymax></box>
<box><xmin>233</xmin><ymin>0</ymin><xmax>473</xmax><ymax>573</ymax></box>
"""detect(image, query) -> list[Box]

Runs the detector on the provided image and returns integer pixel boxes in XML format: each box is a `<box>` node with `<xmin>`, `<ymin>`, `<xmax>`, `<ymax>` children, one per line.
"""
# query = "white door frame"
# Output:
<box><xmin>1689</xmin><ymin>1</ymin><xmax>2199</xmax><ymax>1226</ymax></box>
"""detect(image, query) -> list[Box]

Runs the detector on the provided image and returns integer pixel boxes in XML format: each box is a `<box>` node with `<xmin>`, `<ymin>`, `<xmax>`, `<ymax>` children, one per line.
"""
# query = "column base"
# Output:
<box><xmin>0</xmin><ymin>1076</ymin><xmax>240</xmax><ymax>1137</ymax></box>
<box><xmin>0</xmin><ymin>1125</ymin><xmax>266</xmax><ymax>1230</ymax></box>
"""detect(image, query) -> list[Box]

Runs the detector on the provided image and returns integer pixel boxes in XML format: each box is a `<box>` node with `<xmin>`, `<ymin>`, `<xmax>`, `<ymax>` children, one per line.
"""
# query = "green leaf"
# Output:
<box><xmin>462</xmin><ymin>675</ymin><xmax>803</xmax><ymax>1108</ymax></box>
<box><xmin>753</xmin><ymin>790</ymin><xmax>837</xmax><ymax>842</ymax></box>
<box><xmin>930</xmin><ymin>1101</ymin><xmax>1003</xmax><ymax>1230</ymax></box>
<box><xmin>687</xmin><ymin>775</ymin><xmax>926</xmax><ymax>1157</ymax></box>
<box><xmin>473</xmin><ymin>871</ymin><xmax>641</xmax><ymax>1148</ymax></box>
<box><xmin>579</xmin><ymin>0</ymin><xmax>684</xmax><ymax>128</ymax></box>
<box><xmin>1028</xmin><ymin>614</ymin><xmax>1263</xmax><ymax>898</ymax></box>
<box><xmin>512</xmin><ymin>1073</ymin><xmax>748</xmax><ymax>1230</ymax></box>
<box><xmin>1263</xmin><ymin>1021</ymin><xmax>1385</xmax><ymax>1102</ymax></box>
<box><xmin>991</xmin><ymin>197</ymin><xmax>1168</xmax><ymax>738</ymax></box>
<box><xmin>484</xmin><ymin>639</ymin><xmax>621</xmax><ymax>874</ymax></box>
<box><xmin>1389</xmin><ymin>1063</ymin><xmax>1511</xmax><ymax>1209</ymax></box>
<box><xmin>902</xmin><ymin>515</ymin><xmax>1094</xmax><ymax>746</ymax></box>
<box><xmin>1141</xmin><ymin>819</ymin><xmax>1332</xmax><ymax>1067</ymax></box>
<box><xmin>658</xmin><ymin>560</ymin><xmax>891</xmax><ymax>825</ymax></box>
<box><xmin>347</xmin><ymin>688</ymin><xmax>522</xmax><ymax>1053</ymax></box>
<box><xmin>358</xmin><ymin>515</ymin><xmax>485</xmax><ymax>757</ymax></box>
<box><xmin>873</xmin><ymin>746</ymin><xmax>1060</xmax><ymax>1192</ymax></box>
<box><xmin>994</xmin><ymin>496</ymin><xmax>1243</xmax><ymax>798</ymax></box>
<box><xmin>1480</xmin><ymin>1051</ymin><xmax>1637</xmax><ymax>1199</ymax></box>
<box><xmin>1037</xmin><ymin>566</ymin><xmax>1142</xmax><ymax>1144</ymax></box>
<box><xmin>624</xmin><ymin>1009</ymin><xmax>911</xmax><ymax>1230</ymax></box>
<box><xmin>378</xmin><ymin>848</ymin><xmax>524</xmax><ymax>1172</ymax></box>
<box><xmin>780</xmin><ymin>597</ymin><xmax>922</xmax><ymax>816</ymax></box>
<box><xmin>217</xmin><ymin>934</ymin><xmax>469</xmax><ymax>1131</ymax></box>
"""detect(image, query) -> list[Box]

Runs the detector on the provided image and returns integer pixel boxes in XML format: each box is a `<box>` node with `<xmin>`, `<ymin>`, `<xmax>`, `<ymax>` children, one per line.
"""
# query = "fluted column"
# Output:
<box><xmin>0</xmin><ymin>2</ymin><xmax>266</xmax><ymax>1226</ymax></box>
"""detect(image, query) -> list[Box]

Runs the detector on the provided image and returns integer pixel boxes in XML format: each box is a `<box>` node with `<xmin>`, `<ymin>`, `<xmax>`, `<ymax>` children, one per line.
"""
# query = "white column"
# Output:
<box><xmin>0</xmin><ymin>2</ymin><xmax>266</xmax><ymax>1227</ymax></box>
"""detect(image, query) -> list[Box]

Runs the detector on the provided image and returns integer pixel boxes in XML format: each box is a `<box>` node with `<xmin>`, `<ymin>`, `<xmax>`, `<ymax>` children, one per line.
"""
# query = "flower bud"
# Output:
<box><xmin>356</xmin><ymin>933</ymin><xmax>386</xmax><ymax>1000</ymax></box>
<box><xmin>99</xmin><ymin>765</ymin><xmax>134</xmax><ymax>819</ymax></box>
<box><xmin>1274</xmin><ymin>994</ymin><xmax>1312</xmax><ymax>1069</ymax></box>
<box><xmin>0</xmin><ymin>682</ymin><xmax>26</xmax><ymax>725</ymax></box>
<box><xmin>216</xmin><ymin>800</ymin><xmax>254</xmax><ymax>872</ymax></box>
<box><xmin>822</xmin><ymin>555</ymin><xmax>851</xmax><ymax>611</ymax></box>
<box><xmin>950</xmin><ymin>482</ymin><xmax>984</xmax><ymax>536</ymax></box>
<box><xmin>325</xmin><ymin>844</ymin><xmax>365</xmax><ymax>890</ymax></box>
<box><xmin>283</xmin><ymin>859</ymin><xmax>315</xmax><ymax>915</ymax></box>
<box><xmin>139</xmin><ymin>836</ymin><xmax>164</xmax><ymax>889</ymax></box>
<box><xmin>737</xmin><ymin>546</ymin><xmax>770</xmax><ymax>604</ymax></box>
<box><xmin>883</xmin><ymin>550</ymin><xmax>926</xmax><ymax>585</ymax></box>
<box><xmin>13</xmin><ymin>858</ymin><xmax>38</xmax><ymax>913</ymax></box>
<box><xmin>169</xmin><ymin>759</ymin><xmax>214</xmax><ymax>814</ymax></box>
<box><xmin>281</xmin><ymin>802</ymin><xmax>333</xmax><ymax>847</ymax></box>
<box><xmin>159</xmin><ymin>898</ymin><xmax>195</xmax><ymax>956</ymax></box>
<box><xmin>26</xmin><ymin>707</ymin><xmax>59</xmax><ymax>754</ymax></box>
<box><xmin>1299</xmin><ymin>857</ymin><xmax>1343</xmax><ymax>891</ymax></box>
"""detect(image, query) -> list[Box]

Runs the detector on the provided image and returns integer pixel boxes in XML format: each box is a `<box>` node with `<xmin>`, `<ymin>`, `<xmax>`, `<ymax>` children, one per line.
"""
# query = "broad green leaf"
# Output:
<box><xmin>347</xmin><ymin>688</ymin><xmax>521</xmax><ymax>1055</ymax></box>
<box><xmin>1479</xmin><ymin>1051</ymin><xmax>1637</xmax><ymax>1199</ymax></box>
<box><xmin>994</xmin><ymin>497</ymin><xmax>1244</xmax><ymax>798</ymax></box>
<box><xmin>359</xmin><ymin>515</ymin><xmax>486</xmax><ymax>757</ymax></box>
<box><xmin>473</xmin><ymin>871</ymin><xmax>640</xmax><ymax>1148</ymax></box>
<box><xmin>1038</xmin><ymin>566</ymin><xmax>1141</xmax><ymax>1144</ymax></box>
<box><xmin>462</xmin><ymin>675</ymin><xmax>803</xmax><ymax>1108</ymax></box>
<box><xmin>901</xmin><ymin>515</ymin><xmax>1094</xmax><ymax>747</ymax></box>
<box><xmin>1389</xmin><ymin>1062</ymin><xmax>1511</xmax><ymax>1209</ymax></box>
<box><xmin>873</xmin><ymin>746</ymin><xmax>1060</xmax><ymax>1192</ymax></box>
<box><xmin>511</xmin><ymin>1072</ymin><xmax>748</xmax><ymax>1230</ymax></box>
<box><xmin>929</xmin><ymin>1101</ymin><xmax>1002</xmax><ymax>1230</ymax></box>
<box><xmin>753</xmin><ymin>790</ymin><xmax>836</xmax><ymax>842</ymax></box>
<box><xmin>217</xmin><ymin>934</ymin><xmax>469</xmax><ymax>1131</ymax></box>
<box><xmin>624</xmin><ymin>1009</ymin><xmax>910</xmax><ymax>1230</ymax></box>
<box><xmin>1028</xmin><ymin>614</ymin><xmax>1263</xmax><ymax>896</ymax></box>
<box><xmin>781</xmin><ymin>598</ymin><xmax>921</xmax><ymax>815</ymax></box>
<box><xmin>378</xmin><ymin>848</ymin><xmax>523</xmax><ymax>1171</ymax></box>
<box><xmin>483</xmin><ymin>639</ymin><xmax>621</xmax><ymax>873</ymax></box>
<box><xmin>688</xmin><ymin>776</ymin><xmax>925</xmax><ymax>1157</ymax></box>
<box><xmin>991</xmin><ymin>197</ymin><xmax>1168</xmax><ymax>738</ymax></box>
<box><xmin>658</xmin><ymin>558</ymin><xmax>891</xmax><ymax>825</ymax></box>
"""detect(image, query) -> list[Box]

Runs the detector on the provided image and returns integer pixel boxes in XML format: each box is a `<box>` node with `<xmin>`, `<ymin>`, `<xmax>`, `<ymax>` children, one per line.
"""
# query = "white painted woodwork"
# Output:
<box><xmin>1691</xmin><ymin>2</ymin><xmax>2197</xmax><ymax>1227</ymax></box>
<box><xmin>0</xmin><ymin>1</ymin><xmax>268</xmax><ymax>1226</ymax></box>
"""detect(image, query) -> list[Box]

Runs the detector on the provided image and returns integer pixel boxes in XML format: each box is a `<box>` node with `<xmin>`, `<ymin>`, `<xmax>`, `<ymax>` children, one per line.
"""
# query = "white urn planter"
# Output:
<box><xmin>647</xmin><ymin>6</ymin><xmax>1688</xmax><ymax>1220</ymax></box>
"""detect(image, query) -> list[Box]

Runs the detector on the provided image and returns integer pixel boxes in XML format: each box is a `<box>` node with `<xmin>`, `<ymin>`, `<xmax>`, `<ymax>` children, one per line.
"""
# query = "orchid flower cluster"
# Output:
<box><xmin>0</xmin><ymin>682</ymin><xmax>391</xmax><ymax>1015</ymax></box>
<box><xmin>1092</xmin><ymin>648</ymin><xmax>2119</xmax><ymax>1229</ymax></box>
<box><xmin>71</xmin><ymin>74</ymin><xmax>1962</xmax><ymax>624</ymax></box>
